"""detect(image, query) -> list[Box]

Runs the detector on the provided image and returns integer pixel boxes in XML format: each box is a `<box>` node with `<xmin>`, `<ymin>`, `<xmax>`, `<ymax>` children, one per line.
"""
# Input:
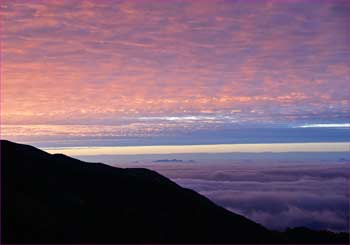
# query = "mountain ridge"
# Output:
<box><xmin>1</xmin><ymin>140</ymin><xmax>348</xmax><ymax>244</ymax></box>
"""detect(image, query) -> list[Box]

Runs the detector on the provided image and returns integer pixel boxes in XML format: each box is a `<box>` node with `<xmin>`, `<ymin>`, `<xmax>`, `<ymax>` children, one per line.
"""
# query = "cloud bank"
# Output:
<box><xmin>134</xmin><ymin>161</ymin><xmax>350</xmax><ymax>232</ymax></box>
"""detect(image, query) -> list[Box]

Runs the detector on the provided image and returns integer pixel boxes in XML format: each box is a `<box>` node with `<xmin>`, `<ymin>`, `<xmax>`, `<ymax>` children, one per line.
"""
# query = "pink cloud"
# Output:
<box><xmin>1</xmin><ymin>0</ymin><xmax>348</xmax><ymax>129</ymax></box>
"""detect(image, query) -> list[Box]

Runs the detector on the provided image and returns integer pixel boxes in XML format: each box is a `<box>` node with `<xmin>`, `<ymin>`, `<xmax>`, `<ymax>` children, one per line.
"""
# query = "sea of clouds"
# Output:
<box><xmin>78</xmin><ymin>152</ymin><xmax>350</xmax><ymax>232</ymax></box>
<box><xmin>120</xmin><ymin>159</ymin><xmax>349</xmax><ymax>232</ymax></box>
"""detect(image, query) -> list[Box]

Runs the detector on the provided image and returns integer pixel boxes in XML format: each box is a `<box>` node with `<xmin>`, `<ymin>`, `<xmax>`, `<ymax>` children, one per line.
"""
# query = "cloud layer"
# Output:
<box><xmin>2</xmin><ymin>0</ymin><xmax>349</xmax><ymax>137</ymax></box>
<box><xmin>130</xmin><ymin>161</ymin><xmax>350</xmax><ymax>232</ymax></box>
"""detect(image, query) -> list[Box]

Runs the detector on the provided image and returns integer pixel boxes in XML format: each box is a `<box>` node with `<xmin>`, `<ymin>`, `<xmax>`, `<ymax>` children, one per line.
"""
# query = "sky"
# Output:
<box><xmin>1</xmin><ymin>1</ymin><xmax>349</xmax><ymax>232</ymax></box>
<box><xmin>1</xmin><ymin>0</ymin><xmax>349</xmax><ymax>146</ymax></box>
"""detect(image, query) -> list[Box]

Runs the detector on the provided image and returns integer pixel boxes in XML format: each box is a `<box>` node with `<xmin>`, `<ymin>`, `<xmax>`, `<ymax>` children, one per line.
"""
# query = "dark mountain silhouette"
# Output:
<box><xmin>1</xmin><ymin>140</ymin><xmax>349</xmax><ymax>244</ymax></box>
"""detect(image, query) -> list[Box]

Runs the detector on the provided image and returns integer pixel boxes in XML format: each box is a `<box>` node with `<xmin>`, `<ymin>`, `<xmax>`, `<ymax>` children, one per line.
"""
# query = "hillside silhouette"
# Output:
<box><xmin>1</xmin><ymin>140</ymin><xmax>348</xmax><ymax>244</ymax></box>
